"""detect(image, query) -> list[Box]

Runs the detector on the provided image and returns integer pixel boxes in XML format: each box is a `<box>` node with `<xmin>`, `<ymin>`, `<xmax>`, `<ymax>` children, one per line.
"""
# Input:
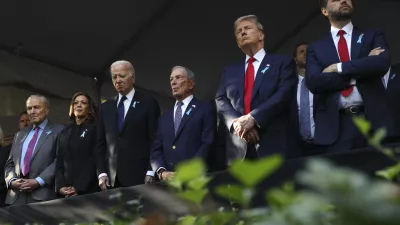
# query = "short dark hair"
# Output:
<box><xmin>293</xmin><ymin>42</ymin><xmax>309</xmax><ymax>57</ymax></box>
<box><xmin>68</xmin><ymin>92</ymin><xmax>98</xmax><ymax>124</ymax></box>
<box><xmin>318</xmin><ymin>0</ymin><xmax>328</xmax><ymax>8</ymax></box>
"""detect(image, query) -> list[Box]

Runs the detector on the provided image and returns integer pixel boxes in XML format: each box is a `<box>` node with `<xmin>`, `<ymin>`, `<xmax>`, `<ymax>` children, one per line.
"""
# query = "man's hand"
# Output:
<box><xmin>144</xmin><ymin>175</ymin><xmax>156</xmax><ymax>184</ymax></box>
<box><xmin>233</xmin><ymin>114</ymin><xmax>256</xmax><ymax>137</ymax></box>
<box><xmin>10</xmin><ymin>179</ymin><xmax>25</xmax><ymax>190</ymax></box>
<box><xmin>161</xmin><ymin>172</ymin><xmax>176</xmax><ymax>181</ymax></box>
<box><xmin>369</xmin><ymin>47</ymin><xmax>385</xmax><ymax>56</ymax></box>
<box><xmin>323</xmin><ymin>64</ymin><xmax>338</xmax><ymax>73</ymax></box>
<box><xmin>59</xmin><ymin>187</ymin><xmax>77</xmax><ymax>197</ymax></box>
<box><xmin>19</xmin><ymin>179</ymin><xmax>40</xmax><ymax>192</ymax></box>
<box><xmin>243</xmin><ymin>128</ymin><xmax>259</xmax><ymax>144</ymax></box>
<box><xmin>99</xmin><ymin>176</ymin><xmax>110</xmax><ymax>191</ymax></box>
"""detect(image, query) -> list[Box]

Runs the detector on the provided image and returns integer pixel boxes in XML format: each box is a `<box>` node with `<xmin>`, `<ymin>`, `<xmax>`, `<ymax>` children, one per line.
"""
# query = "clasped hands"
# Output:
<box><xmin>322</xmin><ymin>47</ymin><xmax>385</xmax><ymax>73</ymax></box>
<box><xmin>11</xmin><ymin>179</ymin><xmax>40</xmax><ymax>192</ymax></box>
<box><xmin>59</xmin><ymin>186</ymin><xmax>77</xmax><ymax>197</ymax></box>
<box><xmin>233</xmin><ymin>114</ymin><xmax>259</xmax><ymax>144</ymax></box>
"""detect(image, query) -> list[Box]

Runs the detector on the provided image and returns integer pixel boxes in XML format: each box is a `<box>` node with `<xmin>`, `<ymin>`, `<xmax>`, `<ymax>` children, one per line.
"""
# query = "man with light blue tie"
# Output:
<box><xmin>4</xmin><ymin>95</ymin><xmax>63</xmax><ymax>205</ymax></box>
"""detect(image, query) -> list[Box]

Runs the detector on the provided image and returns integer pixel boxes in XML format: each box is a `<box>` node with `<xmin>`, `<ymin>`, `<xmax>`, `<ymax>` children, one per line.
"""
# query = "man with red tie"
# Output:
<box><xmin>215</xmin><ymin>15</ymin><xmax>297</xmax><ymax>163</ymax></box>
<box><xmin>305</xmin><ymin>0</ymin><xmax>393</xmax><ymax>152</ymax></box>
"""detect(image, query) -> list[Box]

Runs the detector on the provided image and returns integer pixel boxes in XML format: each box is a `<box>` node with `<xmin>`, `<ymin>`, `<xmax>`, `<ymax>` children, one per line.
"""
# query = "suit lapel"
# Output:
<box><xmin>251</xmin><ymin>54</ymin><xmax>272</xmax><ymax>101</ymax></box>
<box><xmin>108</xmin><ymin>96</ymin><xmax>119</xmax><ymax>134</ymax></box>
<box><xmin>31</xmin><ymin>122</ymin><xmax>53</xmax><ymax>159</ymax></box>
<box><xmin>119</xmin><ymin>92</ymin><xmax>140</xmax><ymax>134</ymax></box>
<box><xmin>174</xmin><ymin>98</ymin><xmax>198</xmax><ymax>141</ymax></box>
<box><xmin>237</xmin><ymin>63</ymin><xmax>246</xmax><ymax>109</ymax></box>
<box><xmin>351</xmin><ymin>28</ymin><xmax>363</xmax><ymax>60</ymax></box>
<box><xmin>16</xmin><ymin>128</ymin><xmax>31</xmax><ymax>166</ymax></box>
<box><xmin>324</xmin><ymin>32</ymin><xmax>341</xmax><ymax>63</ymax></box>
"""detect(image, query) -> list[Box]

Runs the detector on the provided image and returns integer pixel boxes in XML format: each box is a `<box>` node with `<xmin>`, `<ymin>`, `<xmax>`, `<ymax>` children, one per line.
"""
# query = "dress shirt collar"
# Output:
<box><xmin>118</xmin><ymin>87</ymin><xmax>135</xmax><ymax>104</ymax></box>
<box><xmin>331</xmin><ymin>21</ymin><xmax>353</xmax><ymax>38</ymax></box>
<box><xmin>175</xmin><ymin>95</ymin><xmax>194</xmax><ymax>107</ymax></box>
<box><xmin>245</xmin><ymin>48</ymin><xmax>266</xmax><ymax>63</ymax></box>
<box><xmin>298</xmin><ymin>75</ymin><xmax>305</xmax><ymax>82</ymax></box>
<box><xmin>32</xmin><ymin>118</ymin><xmax>48</xmax><ymax>131</ymax></box>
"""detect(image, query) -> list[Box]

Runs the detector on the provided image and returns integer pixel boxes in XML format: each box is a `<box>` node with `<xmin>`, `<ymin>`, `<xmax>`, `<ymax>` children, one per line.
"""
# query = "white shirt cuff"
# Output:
<box><xmin>98</xmin><ymin>173</ymin><xmax>108</xmax><ymax>179</ymax></box>
<box><xmin>8</xmin><ymin>178</ymin><xmax>17</xmax><ymax>188</ymax></box>
<box><xmin>35</xmin><ymin>177</ymin><xmax>46</xmax><ymax>187</ymax></box>
<box><xmin>337</xmin><ymin>63</ymin><xmax>342</xmax><ymax>73</ymax></box>
<box><xmin>146</xmin><ymin>171</ymin><xmax>155</xmax><ymax>176</ymax></box>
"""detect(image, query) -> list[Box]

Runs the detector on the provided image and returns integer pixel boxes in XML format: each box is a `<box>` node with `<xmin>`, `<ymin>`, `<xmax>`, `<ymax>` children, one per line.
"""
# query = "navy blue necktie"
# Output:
<box><xmin>299</xmin><ymin>79</ymin><xmax>312</xmax><ymax>140</ymax></box>
<box><xmin>174</xmin><ymin>102</ymin><xmax>183</xmax><ymax>134</ymax></box>
<box><xmin>117</xmin><ymin>95</ymin><xmax>127</xmax><ymax>131</ymax></box>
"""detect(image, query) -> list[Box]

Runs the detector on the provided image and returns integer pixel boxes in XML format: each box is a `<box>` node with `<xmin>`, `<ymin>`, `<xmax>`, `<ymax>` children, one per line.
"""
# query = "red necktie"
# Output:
<box><xmin>337</xmin><ymin>29</ymin><xmax>353</xmax><ymax>97</ymax></box>
<box><xmin>244</xmin><ymin>57</ymin><xmax>256</xmax><ymax>114</ymax></box>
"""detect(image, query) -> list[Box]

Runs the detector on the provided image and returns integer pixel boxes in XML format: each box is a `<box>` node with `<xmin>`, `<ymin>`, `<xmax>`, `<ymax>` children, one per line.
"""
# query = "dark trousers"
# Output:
<box><xmin>320</xmin><ymin>112</ymin><xmax>367</xmax><ymax>153</ymax></box>
<box><xmin>245</xmin><ymin>144</ymin><xmax>259</xmax><ymax>159</ymax></box>
<box><xmin>301</xmin><ymin>140</ymin><xmax>325</xmax><ymax>157</ymax></box>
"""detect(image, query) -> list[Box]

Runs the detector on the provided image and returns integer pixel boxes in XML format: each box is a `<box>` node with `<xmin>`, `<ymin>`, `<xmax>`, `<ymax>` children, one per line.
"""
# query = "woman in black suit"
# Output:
<box><xmin>56</xmin><ymin>92</ymin><xmax>100</xmax><ymax>197</ymax></box>
<box><xmin>0</xmin><ymin>126</ymin><xmax>11</xmax><ymax>206</ymax></box>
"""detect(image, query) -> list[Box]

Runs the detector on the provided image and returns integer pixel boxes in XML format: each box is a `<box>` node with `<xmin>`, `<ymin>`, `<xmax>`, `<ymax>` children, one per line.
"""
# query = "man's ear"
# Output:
<box><xmin>321</xmin><ymin>8</ymin><xmax>329</xmax><ymax>17</ymax></box>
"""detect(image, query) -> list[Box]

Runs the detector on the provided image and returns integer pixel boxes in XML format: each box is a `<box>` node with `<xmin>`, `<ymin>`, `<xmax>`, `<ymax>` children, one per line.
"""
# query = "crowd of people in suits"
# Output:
<box><xmin>0</xmin><ymin>0</ymin><xmax>399</xmax><ymax>207</ymax></box>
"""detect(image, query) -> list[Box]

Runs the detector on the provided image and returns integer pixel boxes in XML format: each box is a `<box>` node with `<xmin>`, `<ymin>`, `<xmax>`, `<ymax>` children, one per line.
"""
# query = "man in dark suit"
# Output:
<box><xmin>215</xmin><ymin>15</ymin><xmax>297</xmax><ymax>163</ymax></box>
<box><xmin>385</xmin><ymin>64</ymin><xmax>400</xmax><ymax>140</ymax></box>
<box><xmin>96</xmin><ymin>60</ymin><xmax>160</xmax><ymax>190</ymax></box>
<box><xmin>4</xmin><ymin>95</ymin><xmax>64</xmax><ymax>205</ymax></box>
<box><xmin>306</xmin><ymin>0</ymin><xmax>392</xmax><ymax>152</ymax></box>
<box><xmin>151</xmin><ymin>66</ymin><xmax>216</xmax><ymax>181</ymax></box>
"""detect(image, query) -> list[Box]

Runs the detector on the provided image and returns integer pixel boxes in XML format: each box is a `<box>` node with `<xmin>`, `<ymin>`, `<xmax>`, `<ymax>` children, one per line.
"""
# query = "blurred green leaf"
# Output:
<box><xmin>178</xmin><ymin>215</ymin><xmax>196</xmax><ymax>225</ymax></box>
<box><xmin>229</xmin><ymin>155</ymin><xmax>283</xmax><ymax>187</ymax></box>
<box><xmin>215</xmin><ymin>184</ymin><xmax>254</xmax><ymax>206</ymax></box>
<box><xmin>168</xmin><ymin>177</ymin><xmax>183</xmax><ymax>191</ymax></box>
<box><xmin>187</xmin><ymin>176</ymin><xmax>212</xmax><ymax>190</ymax></box>
<box><xmin>370</xmin><ymin>128</ymin><xmax>387</xmax><ymax>145</ymax></box>
<box><xmin>176</xmin><ymin>189</ymin><xmax>208</xmax><ymax>205</ymax></box>
<box><xmin>175</xmin><ymin>158</ymin><xmax>206</xmax><ymax>182</ymax></box>
<box><xmin>376</xmin><ymin>163</ymin><xmax>400</xmax><ymax>181</ymax></box>
<box><xmin>353</xmin><ymin>116</ymin><xmax>371</xmax><ymax>136</ymax></box>
<box><xmin>209</xmin><ymin>211</ymin><xmax>235</xmax><ymax>225</ymax></box>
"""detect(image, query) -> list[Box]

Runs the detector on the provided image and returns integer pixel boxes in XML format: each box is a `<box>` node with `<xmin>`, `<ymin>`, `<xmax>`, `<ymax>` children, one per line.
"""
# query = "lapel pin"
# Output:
<box><xmin>391</xmin><ymin>74</ymin><xmax>396</xmax><ymax>80</ymax></box>
<box><xmin>46</xmin><ymin>131</ymin><xmax>52</xmax><ymax>136</ymax></box>
<box><xmin>80</xmin><ymin>129</ymin><xmax>88</xmax><ymax>138</ymax></box>
<box><xmin>186</xmin><ymin>107</ymin><xmax>193</xmax><ymax>115</ymax></box>
<box><xmin>357</xmin><ymin>33</ymin><xmax>364</xmax><ymax>44</ymax></box>
<box><xmin>261</xmin><ymin>64</ymin><xmax>270</xmax><ymax>74</ymax></box>
<box><xmin>132</xmin><ymin>100</ymin><xmax>139</xmax><ymax>108</ymax></box>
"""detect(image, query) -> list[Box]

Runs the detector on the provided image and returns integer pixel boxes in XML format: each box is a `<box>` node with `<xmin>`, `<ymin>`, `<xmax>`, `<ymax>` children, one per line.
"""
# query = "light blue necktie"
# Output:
<box><xmin>174</xmin><ymin>102</ymin><xmax>183</xmax><ymax>134</ymax></box>
<box><xmin>300</xmin><ymin>79</ymin><xmax>312</xmax><ymax>140</ymax></box>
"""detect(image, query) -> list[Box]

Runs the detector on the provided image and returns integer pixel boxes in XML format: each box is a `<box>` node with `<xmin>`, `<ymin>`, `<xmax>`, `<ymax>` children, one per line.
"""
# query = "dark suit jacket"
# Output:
<box><xmin>386</xmin><ymin>64</ymin><xmax>400</xmax><ymax>138</ymax></box>
<box><xmin>4</xmin><ymin>121</ymin><xmax>64</xmax><ymax>205</ymax></box>
<box><xmin>95</xmin><ymin>91</ymin><xmax>160</xmax><ymax>187</ymax></box>
<box><xmin>0</xmin><ymin>144</ymin><xmax>11</xmax><ymax>207</ymax></box>
<box><xmin>215</xmin><ymin>52</ymin><xmax>297</xmax><ymax>163</ymax></box>
<box><xmin>56</xmin><ymin>122</ymin><xmax>100</xmax><ymax>195</ymax></box>
<box><xmin>306</xmin><ymin>27</ymin><xmax>393</xmax><ymax>145</ymax></box>
<box><xmin>150</xmin><ymin>97</ymin><xmax>216</xmax><ymax>172</ymax></box>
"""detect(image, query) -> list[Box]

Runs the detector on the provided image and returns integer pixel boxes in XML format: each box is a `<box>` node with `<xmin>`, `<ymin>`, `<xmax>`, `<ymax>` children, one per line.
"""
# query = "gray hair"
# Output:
<box><xmin>0</xmin><ymin>125</ymin><xmax>4</xmax><ymax>147</ymax></box>
<box><xmin>171</xmin><ymin>66</ymin><xmax>195</xmax><ymax>83</ymax></box>
<box><xmin>27</xmin><ymin>94</ymin><xmax>50</xmax><ymax>109</ymax></box>
<box><xmin>234</xmin><ymin>15</ymin><xmax>264</xmax><ymax>33</ymax></box>
<box><xmin>110</xmin><ymin>60</ymin><xmax>135</xmax><ymax>77</ymax></box>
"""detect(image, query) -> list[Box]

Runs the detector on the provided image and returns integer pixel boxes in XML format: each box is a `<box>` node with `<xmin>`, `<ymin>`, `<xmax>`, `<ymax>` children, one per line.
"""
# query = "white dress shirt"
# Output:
<box><xmin>383</xmin><ymin>67</ymin><xmax>391</xmax><ymax>89</ymax></box>
<box><xmin>297</xmin><ymin>76</ymin><xmax>315</xmax><ymax>140</ymax></box>
<box><xmin>174</xmin><ymin>95</ymin><xmax>194</xmax><ymax>120</ymax></box>
<box><xmin>245</xmin><ymin>48</ymin><xmax>266</xmax><ymax>79</ymax></box>
<box><xmin>331</xmin><ymin>21</ymin><xmax>363</xmax><ymax>108</ymax></box>
<box><xmin>117</xmin><ymin>87</ymin><xmax>136</xmax><ymax>117</ymax></box>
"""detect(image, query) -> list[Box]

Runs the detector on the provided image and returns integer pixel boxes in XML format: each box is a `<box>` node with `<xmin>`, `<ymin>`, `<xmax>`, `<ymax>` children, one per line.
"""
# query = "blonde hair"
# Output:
<box><xmin>234</xmin><ymin>15</ymin><xmax>264</xmax><ymax>33</ymax></box>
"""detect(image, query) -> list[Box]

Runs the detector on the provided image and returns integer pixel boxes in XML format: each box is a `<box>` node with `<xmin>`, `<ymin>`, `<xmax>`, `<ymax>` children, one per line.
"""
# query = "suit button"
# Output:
<box><xmin>172</xmin><ymin>145</ymin><xmax>176</xmax><ymax>149</ymax></box>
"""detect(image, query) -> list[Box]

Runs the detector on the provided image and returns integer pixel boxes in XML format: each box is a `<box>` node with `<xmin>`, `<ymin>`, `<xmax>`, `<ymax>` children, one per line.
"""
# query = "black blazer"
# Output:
<box><xmin>386</xmin><ymin>64</ymin><xmax>400</xmax><ymax>138</ymax></box>
<box><xmin>55</xmin><ymin>122</ymin><xmax>100</xmax><ymax>194</ymax></box>
<box><xmin>95</xmin><ymin>91</ymin><xmax>160</xmax><ymax>187</ymax></box>
<box><xmin>0</xmin><ymin>144</ymin><xmax>11</xmax><ymax>207</ymax></box>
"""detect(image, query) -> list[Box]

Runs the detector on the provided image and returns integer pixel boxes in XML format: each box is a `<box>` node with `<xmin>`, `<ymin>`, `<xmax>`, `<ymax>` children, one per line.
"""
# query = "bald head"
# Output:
<box><xmin>110</xmin><ymin>60</ymin><xmax>135</xmax><ymax>95</ymax></box>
